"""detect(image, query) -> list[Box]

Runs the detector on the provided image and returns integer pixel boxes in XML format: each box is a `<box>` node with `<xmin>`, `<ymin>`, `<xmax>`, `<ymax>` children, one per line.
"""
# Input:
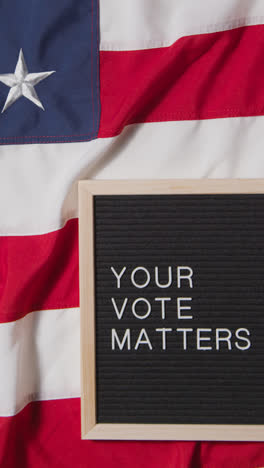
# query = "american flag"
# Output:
<box><xmin>1</xmin><ymin>0</ymin><xmax>264</xmax><ymax>466</ymax></box>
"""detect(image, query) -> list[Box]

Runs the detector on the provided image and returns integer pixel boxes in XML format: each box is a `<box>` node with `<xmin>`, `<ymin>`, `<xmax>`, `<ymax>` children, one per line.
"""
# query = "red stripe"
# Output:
<box><xmin>0</xmin><ymin>219</ymin><xmax>79</xmax><ymax>323</ymax></box>
<box><xmin>98</xmin><ymin>25</ymin><xmax>264</xmax><ymax>138</ymax></box>
<box><xmin>0</xmin><ymin>398</ymin><xmax>264</xmax><ymax>468</ymax></box>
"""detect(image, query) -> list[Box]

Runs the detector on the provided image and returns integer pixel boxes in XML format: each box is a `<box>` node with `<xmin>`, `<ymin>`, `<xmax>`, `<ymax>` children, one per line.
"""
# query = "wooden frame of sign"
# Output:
<box><xmin>79</xmin><ymin>179</ymin><xmax>264</xmax><ymax>441</ymax></box>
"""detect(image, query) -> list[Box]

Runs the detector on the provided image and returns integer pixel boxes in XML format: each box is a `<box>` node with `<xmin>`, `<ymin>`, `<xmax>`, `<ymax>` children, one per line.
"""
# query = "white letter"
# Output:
<box><xmin>132</xmin><ymin>298</ymin><xmax>151</xmax><ymax>319</ymax></box>
<box><xmin>235</xmin><ymin>328</ymin><xmax>251</xmax><ymax>351</ymax></box>
<box><xmin>216</xmin><ymin>328</ymin><xmax>232</xmax><ymax>350</ymax></box>
<box><xmin>177</xmin><ymin>266</ymin><xmax>193</xmax><ymax>288</ymax></box>
<box><xmin>111</xmin><ymin>297</ymin><xmax>128</xmax><ymax>320</ymax></box>
<box><xmin>155</xmin><ymin>266</ymin><xmax>172</xmax><ymax>288</ymax></box>
<box><xmin>135</xmin><ymin>329</ymin><xmax>153</xmax><ymax>350</ymax></box>
<box><xmin>155</xmin><ymin>297</ymin><xmax>171</xmax><ymax>319</ymax></box>
<box><xmin>112</xmin><ymin>329</ymin><xmax>131</xmax><ymax>350</ymax></box>
<box><xmin>131</xmin><ymin>267</ymin><xmax>150</xmax><ymax>288</ymax></box>
<box><xmin>197</xmin><ymin>328</ymin><xmax>212</xmax><ymax>350</ymax></box>
<box><xmin>156</xmin><ymin>328</ymin><xmax>172</xmax><ymax>350</ymax></box>
<box><xmin>177</xmin><ymin>328</ymin><xmax>193</xmax><ymax>350</ymax></box>
<box><xmin>111</xmin><ymin>266</ymin><xmax>126</xmax><ymax>288</ymax></box>
<box><xmin>177</xmin><ymin>297</ymin><xmax>193</xmax><ymax>319</ymax></box>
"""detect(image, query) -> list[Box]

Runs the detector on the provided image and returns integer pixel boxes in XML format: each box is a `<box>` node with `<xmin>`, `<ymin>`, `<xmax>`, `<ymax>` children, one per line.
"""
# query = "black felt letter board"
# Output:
<box><xmin>94</xmin><ymin>194</ymin><xmax>264</xmax><ymax>425</ymax></box>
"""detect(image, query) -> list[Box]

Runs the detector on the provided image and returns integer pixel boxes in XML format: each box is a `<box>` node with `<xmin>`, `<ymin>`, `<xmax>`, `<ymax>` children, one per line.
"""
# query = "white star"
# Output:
<box><xmin>0</xmin><ymin>49</ymin><xmax>55</xmax><ymax>113</ymax></box>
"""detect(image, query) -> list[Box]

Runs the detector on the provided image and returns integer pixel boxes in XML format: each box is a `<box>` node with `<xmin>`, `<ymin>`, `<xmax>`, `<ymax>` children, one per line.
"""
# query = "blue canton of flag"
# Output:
<box><xmin>0</xmin><ymin>0</ymin><xmax>100</xmax><ymax>144</ymax></box>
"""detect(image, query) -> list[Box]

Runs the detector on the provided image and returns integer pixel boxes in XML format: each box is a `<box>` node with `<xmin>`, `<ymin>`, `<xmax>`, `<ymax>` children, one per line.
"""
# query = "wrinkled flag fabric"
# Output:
<box><xmin>1</xmin><ymin>1</ymin><xmax>264</xmax><ymax>467</ymax></box>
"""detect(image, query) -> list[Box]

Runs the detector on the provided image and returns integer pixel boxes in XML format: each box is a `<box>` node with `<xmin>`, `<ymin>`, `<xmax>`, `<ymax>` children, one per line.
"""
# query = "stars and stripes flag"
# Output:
<box><xmin>1</xmin><ymin>0</ymin><xmax>264</xmax><ymax>466</ymax></box>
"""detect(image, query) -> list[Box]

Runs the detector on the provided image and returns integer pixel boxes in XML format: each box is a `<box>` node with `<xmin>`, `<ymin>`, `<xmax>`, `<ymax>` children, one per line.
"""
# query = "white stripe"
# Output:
<box><xmin>100</xmin><ymin>0</ymin><xmax>264</xmax><ymax>51</ymax></box>
<box><xmin>0</xmin><ymin>307</ymin><xmax>80</xmax><ymax>416</ymax></box>
<box><xmin>2</xmin><ymin>116</ymin><xmax>264</xmax><ymax>235</ymax></box>
<box><xmin>1</xmin><ymin>138</ymin><xmax>113</xmax><ymax>236</ymax></box>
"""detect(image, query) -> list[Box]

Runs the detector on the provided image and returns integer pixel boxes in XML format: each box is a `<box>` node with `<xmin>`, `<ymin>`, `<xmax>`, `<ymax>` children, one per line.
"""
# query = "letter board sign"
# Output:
<box><xmin>79</xmin><ymin>179</ymin><xmax>264</xmax><ymax>441</ymax></box>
